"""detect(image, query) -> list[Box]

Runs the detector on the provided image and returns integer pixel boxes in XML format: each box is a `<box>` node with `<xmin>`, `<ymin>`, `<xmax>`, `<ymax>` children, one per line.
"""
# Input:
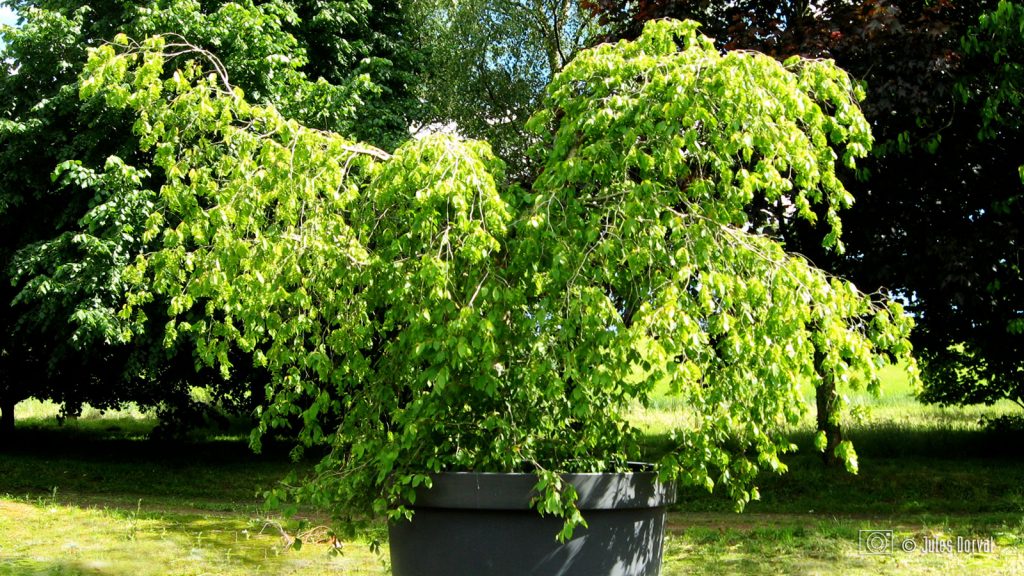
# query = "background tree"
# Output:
<box><xmin>413</xmin><ymin>0</ymin><xmax>599</xmax><ymax>179</ymax></box>
<box><xmin>585</xmin><ymin>0</ymin><xmax>1024</xmax><ymax>423</ymax></box>
<box><xmin>288</xmin><ymin>0</ymin><xmax>423</xmax><ymax>148</ymax></box>
<box><xmin>916</xmin><ymin>0</ymin><xmax>1023</xmax><ymax>410</ymax></box>
<box><xmin>0</xmin><ymin>0</ymin><xmax>424</xmax><ymax>437</ymax></box>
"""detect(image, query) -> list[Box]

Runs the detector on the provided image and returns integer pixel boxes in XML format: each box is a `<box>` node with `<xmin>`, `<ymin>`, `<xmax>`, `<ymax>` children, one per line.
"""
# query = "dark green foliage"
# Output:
<box><xmin>914</xmin><ymin>1</ymin><xmax>1023</xmax><ymax>410</ymax></box>
<box><xmin>289</xmin><ymin>0</ymin><xmax>423</xmax><ymax>149</ymax></box>
<box><xmin>0</xmin><ymin>0</ymin><xmax>424</xmax><ymax>436</ymax></box>
<box><xmin>587</xmin><ymin>0</ymin><xmax>1024</xmax><ymax>412</ymax></box>
<box><xmin>1</xmin><ymin>4</ymin><xmax>152</xmax><ymax>431</ymax></box>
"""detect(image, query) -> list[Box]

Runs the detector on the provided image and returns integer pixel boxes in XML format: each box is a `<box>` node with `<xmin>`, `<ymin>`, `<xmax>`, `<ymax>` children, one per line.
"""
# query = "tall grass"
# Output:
<box><xmin>631</xmin><ymin>363</ymin><xmax>1022</xmax><ymax>451</ymax></box>
<box><xmin>630</xmin><ymin>362</ymin><xmax>1024</xmax><ymax>517</ymax></box>
<box><xmin>13</xmin><ymin>399</ymin><xmax>156</xmax><ymax>439</ymax></box>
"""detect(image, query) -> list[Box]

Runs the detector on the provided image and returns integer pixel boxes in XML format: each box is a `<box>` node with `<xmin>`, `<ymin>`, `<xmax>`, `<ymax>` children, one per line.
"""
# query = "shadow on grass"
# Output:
<box><xmin>1</xmin><ymin>558</ymin><xmax>116</xmax><ymax>576</ymax></box>
<box><xmin>647</xmin><ymin>423</ymin><xmax>1024</xmax><ymax>516</ymax></box>
<box><xmin>7</xmin><ymin>405</ymin><xmax>1024</xmax><ymax>517</ymax></box>
<box><xmin>0</xmin><ymin>424</ymin><xmax>312</xmax><ymax>509</ymax></box>
<box><xmin>835</xmin><ymin>422</ymin><xmax>1024</xmax><ymax>460</ymax></box>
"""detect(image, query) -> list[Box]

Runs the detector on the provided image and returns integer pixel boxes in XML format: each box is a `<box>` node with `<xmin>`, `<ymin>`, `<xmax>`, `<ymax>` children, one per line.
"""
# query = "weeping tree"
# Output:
<box><xmin>79</xmin><ymin>20</ymin><xmax>915</xmax><ymax>534</ymax></box>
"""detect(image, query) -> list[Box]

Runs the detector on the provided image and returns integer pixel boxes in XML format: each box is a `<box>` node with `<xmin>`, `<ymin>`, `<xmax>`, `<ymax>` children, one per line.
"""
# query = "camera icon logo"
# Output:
<box><xmin>859</xmin><ymin>529</ymin><xmax>894</xmax><ymax>555</ymax></box>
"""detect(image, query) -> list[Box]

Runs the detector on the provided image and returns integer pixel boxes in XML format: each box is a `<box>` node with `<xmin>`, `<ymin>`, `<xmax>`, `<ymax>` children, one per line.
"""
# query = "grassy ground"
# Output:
<box><xmin>2</xmin><ymin>403</ymin><xmax>382</xmax><ymax>575</ymax></box>
<box><xmin>2</xmin><ymin>373</ymin><xmax>1023</xmax><ymax>575</ymax></box>
<box><xmin>0</xmin><ymin>497</ymin><xmax>386</xmax><ymax>575</ymax></box>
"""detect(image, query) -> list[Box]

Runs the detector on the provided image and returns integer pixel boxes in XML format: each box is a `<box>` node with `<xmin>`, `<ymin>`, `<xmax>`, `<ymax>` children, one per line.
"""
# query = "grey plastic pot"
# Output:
<box><xmin>388</xmin><ymin>467</ymin><xmax>677</xmax><ymax>576</ymax></box>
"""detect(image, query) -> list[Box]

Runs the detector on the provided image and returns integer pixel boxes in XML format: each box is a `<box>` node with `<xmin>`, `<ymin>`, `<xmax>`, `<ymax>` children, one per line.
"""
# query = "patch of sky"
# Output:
<box><xmin>1</xmin><ymin>3</ymin><xmax>17</xmax><ymax>52</ymax></box>
<box><xmin>1</xmin><ymin>4</ymin><xmax>17</xmax><ymax>28</ymax></box>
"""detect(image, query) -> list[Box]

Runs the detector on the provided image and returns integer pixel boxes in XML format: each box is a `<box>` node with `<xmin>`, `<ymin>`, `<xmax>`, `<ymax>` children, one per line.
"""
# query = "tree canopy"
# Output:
<box><xmin>78</xmin><ymin>19</ymin><xmax>915</xmax><ymax>533</ymax></box>
<box><xmin>0</xmin><ymin>0</ymin><xmax>424</xmax><ymax>435</ymax></box>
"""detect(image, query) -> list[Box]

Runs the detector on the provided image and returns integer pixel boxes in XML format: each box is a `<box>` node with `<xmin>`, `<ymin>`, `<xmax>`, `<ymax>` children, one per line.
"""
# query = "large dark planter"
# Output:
<box><xmin>388</xmin><ymin>467</ymin><xmax>676</xmax><ymax>576</ymax></box>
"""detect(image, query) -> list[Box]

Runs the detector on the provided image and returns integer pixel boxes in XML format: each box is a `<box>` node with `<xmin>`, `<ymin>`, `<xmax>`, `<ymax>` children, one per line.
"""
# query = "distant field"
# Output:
<box><xmin>633</xmin><ymin>363</ymin><xmax>1022</xmax><ymax>447</ymax></box>
<box><xmin>2</xmin><ymin>367</ymin><xmax>1023</xmax><ymax>575</ymax></box>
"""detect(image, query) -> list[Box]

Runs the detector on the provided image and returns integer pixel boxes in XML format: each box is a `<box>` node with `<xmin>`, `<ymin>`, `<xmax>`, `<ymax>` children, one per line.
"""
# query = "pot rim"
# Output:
<box><xmin>408</xmin><ymin>462</ymin><xmax>677</xmax><ymax>511</ymax></box>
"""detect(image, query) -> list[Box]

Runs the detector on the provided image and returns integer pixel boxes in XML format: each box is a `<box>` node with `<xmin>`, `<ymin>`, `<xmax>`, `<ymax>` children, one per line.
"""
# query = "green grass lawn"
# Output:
<box><xmin>2</xmin><ymin>375</ymin><xmax>1024</xmax><ymax>575</ymax></box>
<box><xmin>2</xmin><ymin>404</ymin><xmax>381</xmax><ymax>575</ymax></box>
<box><xmin>0</xmin><ymin>497</ymin><xmax>386</xmax><ymax>575</ymax></box>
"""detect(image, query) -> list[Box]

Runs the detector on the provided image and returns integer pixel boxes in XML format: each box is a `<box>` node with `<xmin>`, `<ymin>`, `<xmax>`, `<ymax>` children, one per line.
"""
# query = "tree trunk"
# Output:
<box><xmin>0</xmin><ymin>397</ymin><xmax>15</xmax><ymax>439</ymax></box>
<box><xmin>814</xmin><ymin>350</ymin><xmax>842</xmax><ymax>467</ymax></box>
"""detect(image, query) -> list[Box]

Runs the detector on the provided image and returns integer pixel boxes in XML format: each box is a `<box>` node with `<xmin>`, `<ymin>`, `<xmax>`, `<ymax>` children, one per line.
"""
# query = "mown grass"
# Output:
<box><xmin>0</xmin><ymin>496</ymin><xmax>386</xmax><ymax>575</ymax></box>
<box><xmin>3</xmin><ymin>373</ymin><xmax>1024</xmax><ymax>575</ymax></box>
<box><xmin>650</xmin><ymin>363</ymin><xmax>1024</xmax><ymax>574</ymax></box>
<box><xmin>2</xmin><ymin>402</ymin><xmax>382</xmax><ymax>575</ymax></box>
<box><xmin>663</xmin><ymin>516</ymin><xmax>1024</xmax><ymax>575</ymax></box>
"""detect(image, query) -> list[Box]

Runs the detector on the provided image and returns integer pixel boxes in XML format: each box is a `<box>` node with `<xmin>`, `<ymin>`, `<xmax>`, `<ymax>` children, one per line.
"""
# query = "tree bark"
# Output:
<box><xmin>814</xmin><ymin>349</ymin><xmax>842</xmax><ymax>467</ymax></box>
<box><xmin>0</xmin><ymin>397</ymin><xmax>15</xmax><ymax>438</ymax></box>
